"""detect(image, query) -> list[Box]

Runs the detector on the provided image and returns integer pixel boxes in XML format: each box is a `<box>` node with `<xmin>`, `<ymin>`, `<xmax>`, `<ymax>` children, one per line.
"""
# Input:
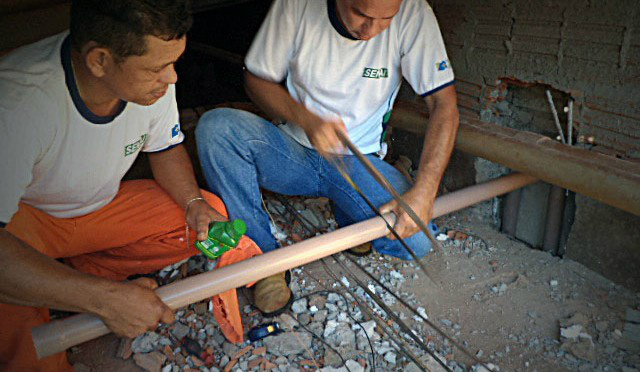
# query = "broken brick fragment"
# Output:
<box><xmin>248</xmin><ymin>357</ymin><xmax>264</xmax><ymax>369</ymax></box>
<box><xmin>116</xmin><ymin>338</ymin><xmax>132</xmax><ymax>360</ymax></box>
<box><xmin>133</xmin><ymin>351</ymin><xmax>166</xmax><ymax>372</ymax></box>
<box><xmin>261</xmin><ymin>360</ymin><xmax>277</xmax><ymax>370</ymax></box>
<box><xmin>223</xmin><ymin>358</ymin><xmax>238</xmax><ymax>372</ymax></box>
<box><xmin>162</xmin><ymin>345</ymin><xmax>173</xmax><ymax>361</ymax></box>
<box><xmin>232</xmin><ymin>345</ymin><xmax>253</xmax><ymax>359</ymax></box>
<box><xmin>252</xmin><ymin>346</ymin><xmax>267</xmax><ymax>356</ymax></box>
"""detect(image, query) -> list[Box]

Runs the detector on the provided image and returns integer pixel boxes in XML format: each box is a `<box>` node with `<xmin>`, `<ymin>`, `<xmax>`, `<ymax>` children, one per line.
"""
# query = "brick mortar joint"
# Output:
<box><xmin>618</xmin><ymin>4</ymin><xmax>637</xmax><ymax>72</ymax></box>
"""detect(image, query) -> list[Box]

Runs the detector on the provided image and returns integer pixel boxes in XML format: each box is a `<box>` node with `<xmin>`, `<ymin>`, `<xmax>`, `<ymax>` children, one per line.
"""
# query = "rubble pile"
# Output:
<box><xmin>106</xmin><ymin>195</ymin><xmax>640</xmax><ymax>372</ymax></box>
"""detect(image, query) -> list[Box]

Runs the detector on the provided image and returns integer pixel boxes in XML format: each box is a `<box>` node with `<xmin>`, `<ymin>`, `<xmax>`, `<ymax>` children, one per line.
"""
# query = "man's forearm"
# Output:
<box><xmin>244</xmin><ymin>70</ymin><xmax>319</xmax><ymax>132</ymax></box>
<box><xmin>415</xmin><ymin>86</ymin><xmax>460</xmax><ymax>198</ymax></box>
<box><xmin>148</xmin><ymin>144</ymin><xmax>202</xmax><ymax>210</ymax></box>
<box><xmin>0</xmin><ymin>228</ymin><xmax>117</xmax><ymax>314</ymax></box>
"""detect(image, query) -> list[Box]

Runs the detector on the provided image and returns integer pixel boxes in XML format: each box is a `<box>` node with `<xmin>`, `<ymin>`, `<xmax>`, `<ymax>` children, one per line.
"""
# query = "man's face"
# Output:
<box><xmin>104</xmin><ymin>35</ymin><xmax>186</xmax><ymax>106</ymax></box>
<box><xmin>336</xmin><ymin>0</ymin><xmax>402</xmax><ymax>40</ymax></box>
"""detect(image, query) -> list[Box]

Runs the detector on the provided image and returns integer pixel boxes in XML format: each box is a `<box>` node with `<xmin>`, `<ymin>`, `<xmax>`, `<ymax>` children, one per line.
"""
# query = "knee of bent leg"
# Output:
<box><xmin>196</xmin><ymin>108</ymin><xmax>239</xmax><ymax>147</ymax></box>
<box><xmin>372</xmin><ymin>221</ymin><xmax>438</xmax><ymax>260</ymax></box>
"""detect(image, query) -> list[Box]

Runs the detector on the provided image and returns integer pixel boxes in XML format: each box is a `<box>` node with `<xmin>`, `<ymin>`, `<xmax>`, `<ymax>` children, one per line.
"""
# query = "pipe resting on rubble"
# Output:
<box><xmin>32</xmin><ymin>172</ymin><xmax>537</xmax><ymax>359</ymax></box>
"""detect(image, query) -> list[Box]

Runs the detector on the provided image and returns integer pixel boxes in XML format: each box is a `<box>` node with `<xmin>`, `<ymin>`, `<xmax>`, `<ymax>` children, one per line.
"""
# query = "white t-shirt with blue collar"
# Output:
<box><xmin>0</xmin><ymin>32</ymin><xmax>185</xmax><ymax>224</ymax></box>
<box><xmin>245</xmin><ymin>0</ymin><xmax>455</xmax><ymax>154</ymax></box>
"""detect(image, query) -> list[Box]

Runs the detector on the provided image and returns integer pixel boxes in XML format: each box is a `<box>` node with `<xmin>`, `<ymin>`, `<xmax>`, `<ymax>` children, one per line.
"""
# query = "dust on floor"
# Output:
<box><xmin>68</xmin><ymin>200</ymin><xmax>640</xmax><ymax>372</ymax></box>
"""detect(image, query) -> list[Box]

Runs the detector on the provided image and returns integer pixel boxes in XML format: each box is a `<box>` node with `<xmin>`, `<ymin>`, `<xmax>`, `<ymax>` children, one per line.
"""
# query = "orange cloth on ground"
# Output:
<box><xmin>0</xmin><ymin>180</ymin><xmax>260</xmax><ymax>372</ymax></box>
<box><xmin>211</xmin><ymin>236</ymin><xmax>262</xmax><ymax>343</ymax></box>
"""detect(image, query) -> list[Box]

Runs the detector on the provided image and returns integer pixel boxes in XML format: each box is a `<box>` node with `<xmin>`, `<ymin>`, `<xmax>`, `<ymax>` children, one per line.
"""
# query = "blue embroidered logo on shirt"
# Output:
<box><xmin>436</xmin><ymin>60</ymin><xmax>449</xmax><ymax>71</ymax></box>
<box><xmin>171</xmin><ymin>124</ymin><xmax>181</xmax><ymax>138</ymax></box>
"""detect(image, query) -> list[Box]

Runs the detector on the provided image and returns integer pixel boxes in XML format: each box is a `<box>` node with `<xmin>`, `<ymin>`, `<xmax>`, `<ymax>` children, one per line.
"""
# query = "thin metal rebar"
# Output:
<box><xmin>341</xmin><ymin>253</ymin><xmax>493</xmax><ymax>370</ymax></box>
<box><xmin>318</xmin><ymin>259</ymin><xmax>434</xmax><ymax>372</ymax></box>
<box><xmin>327</xmin><ymin>257</ymin><xmax>454</xmax><ymax>372</ymax></box>
<box><xmin>335</xmin><ymin>131</ymin><xmax>444</xmax><ymax>255</ymax></box>
<box><xmin>567</xmin><ymin>100</ymin><xmax>574</xmax><ymax>146</ymax></box>
<box><xmin>545</xmin><ymin>90</ymin><xmax>566</xmax><ymax>144</ymax></box>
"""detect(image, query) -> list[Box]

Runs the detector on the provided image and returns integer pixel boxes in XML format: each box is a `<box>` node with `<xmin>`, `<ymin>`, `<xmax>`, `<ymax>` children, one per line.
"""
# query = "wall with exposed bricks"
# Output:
<box><xmin>431</xmin><ymin>0</ymin><xmax>640</xmax><ymax>159</ymax></box>
<box><xmin>423</xmin><ymin>0</ymin><xmax>640</xmax><ymax>290</ymax></box>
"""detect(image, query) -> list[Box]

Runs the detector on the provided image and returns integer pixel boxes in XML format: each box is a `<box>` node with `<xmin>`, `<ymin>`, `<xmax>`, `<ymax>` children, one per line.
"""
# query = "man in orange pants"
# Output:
<box><xmin>0</xmin><ymin>1</ymin><xmax>260</xmax><ymax>371</ymax></box>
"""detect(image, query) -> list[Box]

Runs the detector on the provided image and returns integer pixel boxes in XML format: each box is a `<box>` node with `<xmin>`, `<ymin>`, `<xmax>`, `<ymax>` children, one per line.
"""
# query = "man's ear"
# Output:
<box><xmin>85</xmin><ymin>45</ymin><xmax>115</xmax><ymax>78</ymax></box>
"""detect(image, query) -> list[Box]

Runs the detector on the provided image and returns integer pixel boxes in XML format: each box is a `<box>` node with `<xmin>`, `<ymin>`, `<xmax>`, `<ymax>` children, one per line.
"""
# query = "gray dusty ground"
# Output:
<box><xmin>68</xmin><ymin>201</ymin><xmax>640</xmax><ymax>372</ymax></box>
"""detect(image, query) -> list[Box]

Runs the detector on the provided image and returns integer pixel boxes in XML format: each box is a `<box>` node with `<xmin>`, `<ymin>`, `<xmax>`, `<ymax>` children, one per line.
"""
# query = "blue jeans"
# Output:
<box><xmin>195</xmin><ymin>108</ymin><xmax>434</xmax><ymax>260</ymax></box>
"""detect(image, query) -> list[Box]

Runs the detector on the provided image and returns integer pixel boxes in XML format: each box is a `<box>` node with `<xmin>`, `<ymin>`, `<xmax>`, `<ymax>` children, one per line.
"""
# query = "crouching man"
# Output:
<box><xmin>0</xmin><ymin>1</ymin><xmax>260</xmax><ymax>371</ymax></box>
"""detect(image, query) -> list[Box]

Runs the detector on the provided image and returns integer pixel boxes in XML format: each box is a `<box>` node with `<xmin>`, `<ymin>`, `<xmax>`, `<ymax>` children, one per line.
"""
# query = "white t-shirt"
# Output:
<box><xmin>0</xmin><ymin>32</ymin><xmax>185</xmax><ymax>223</ymax></box>
<box><xmin>245</xmin><ymin>0</ymin><xmax>455</xmax><ymax>154</ymax></box>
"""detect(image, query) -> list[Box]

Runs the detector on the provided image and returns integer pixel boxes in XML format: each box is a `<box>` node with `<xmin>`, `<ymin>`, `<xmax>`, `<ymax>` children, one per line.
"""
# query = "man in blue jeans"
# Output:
<box><xmin>196</xmin><ymin>0</ymin><xmax>459</xmax><ymax>315</ymax></box>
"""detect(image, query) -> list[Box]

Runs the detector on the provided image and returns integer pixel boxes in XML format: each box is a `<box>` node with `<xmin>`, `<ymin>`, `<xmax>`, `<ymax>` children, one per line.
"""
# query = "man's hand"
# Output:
<box><xmin>186</xmin><ymin>199</ymin><xmax>227</xmax><ymax>241</ymax></box>
<box><xmin>98</xmin><ymin>278</ymin><xmax>175</xmax><ymax>338</ymax></box>
<box><xmin>303</xmin><ymin>117</ymin><xmax>348</xmax><ymax>159</ymax></box>
<box><xmin>380</xmin><ymin>186</ymin><xmax>435</xmax><ymax>240</ymax></box>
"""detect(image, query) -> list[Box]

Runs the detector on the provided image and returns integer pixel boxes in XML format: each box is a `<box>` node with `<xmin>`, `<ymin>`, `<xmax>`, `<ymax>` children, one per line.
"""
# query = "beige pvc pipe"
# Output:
<box><xmin>32</xmin><ymin>172</ymin><xmax>536</xmax><ymax>359</ymax></box>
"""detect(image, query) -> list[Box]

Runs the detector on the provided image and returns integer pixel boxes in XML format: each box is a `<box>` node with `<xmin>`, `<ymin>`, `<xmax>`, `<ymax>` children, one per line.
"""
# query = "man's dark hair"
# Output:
<box><xmin>70</xmin><ymin>0</ymin><xmax>192</xmax><ymax>61</ymax></box>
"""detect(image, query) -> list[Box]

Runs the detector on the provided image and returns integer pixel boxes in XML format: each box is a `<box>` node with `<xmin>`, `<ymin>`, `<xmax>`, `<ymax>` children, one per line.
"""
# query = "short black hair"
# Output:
<box><xmin>70</xmin><ymin>0</ymin><xmax>192</xmax><ymax>61</ymax></box>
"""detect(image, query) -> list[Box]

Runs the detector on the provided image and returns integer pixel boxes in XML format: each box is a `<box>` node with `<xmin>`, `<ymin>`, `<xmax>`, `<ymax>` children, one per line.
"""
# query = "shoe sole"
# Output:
<box><xmin>345</xmin><ymin>247</ymin><xmax>373</xmax><ymax>257</ymax></box>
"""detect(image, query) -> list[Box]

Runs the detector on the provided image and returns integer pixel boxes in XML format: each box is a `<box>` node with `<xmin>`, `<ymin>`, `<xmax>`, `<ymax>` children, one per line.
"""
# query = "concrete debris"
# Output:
<box><xmin>106</xmin><ymin>194</ymin><xmax>639</xmax><ymax>372</ymax></box>
<box><xmin>561</xmin><ymin>324</ymin><xmax>585</xmax><ymax>340</ymax></box>
<box><xmin>320</xmin><ymin>359</ymin><xmax>363</xmax><ymax>372</ymax></box>
<box><xmin>170</xmin><ymin>322</ymin><xmax>190</xmax><ymax>340</ymax></box>
<box><xmin>471</xmin><ymin>363</ymin><xmax>500</xmax><ymax>372</ymax></box>
<box><xmin>132</xmin><ymin>332</ymin><xmax>160</xmax><ymax>354</ymax></box>
<box><xmin>133</xmin><ymin>351</ymin><xmax>166</xmax><ymax>372</ymax></box>
<box><xmin>383</xmin><ymin>351</ymin><xmax>397</xmax><ymax>364</ymax></box>
<box><xmin>262</xmin><ymin>332</ymin><xmax>312</xmax><ymax>356</ymax></box>
<box><xmin>291</xmin><ymin>298</ymin><xmax>308</xmax><ymax>314</ymax></box>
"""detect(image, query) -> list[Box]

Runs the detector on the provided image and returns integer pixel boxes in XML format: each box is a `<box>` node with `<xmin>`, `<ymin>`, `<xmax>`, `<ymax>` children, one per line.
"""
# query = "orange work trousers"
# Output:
<box><xmin>0</xmin><ymin>180</ymin><xmax>259</xmax><ymax>372</ymax></box>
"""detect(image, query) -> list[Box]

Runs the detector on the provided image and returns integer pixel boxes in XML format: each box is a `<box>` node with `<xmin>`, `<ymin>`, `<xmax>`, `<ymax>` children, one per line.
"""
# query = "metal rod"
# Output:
<box><xmin>335</xmin><ymin>130</ymin><xmax>442</xmax><ymax>252</ymax></box>
<box><xmin>331</xmin><ymin>155</ymin><xmax>437</xmax><ymax>284</ymax></box>
<box><xmin>342</xmin><ymin>253</ymin><xmax>488</xmax><ymax>368</ymax></box>
<box><xmin>32</xmin><ymin>173</ymin><xmax>537</xmax><ymax>359</ymax></box>
<box><xmin>320</xmin><ymin>258</ymin><xmax>436</xmax><ymax>372</ymax></box>
<box><xmin>546</xmin><ymin>90</ymin><xmax>566</xmax><ymax>144</ymax></box>
<box><xmin>567</xmin><ymin>100</ymin><xmax>574</xmax><ymax>146</ymax></box>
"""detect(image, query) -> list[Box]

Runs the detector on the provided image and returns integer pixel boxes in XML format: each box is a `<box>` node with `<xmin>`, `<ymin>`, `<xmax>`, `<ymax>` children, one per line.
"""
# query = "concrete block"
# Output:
<box><xmin>515</xmin><ymin>182</ymin><xmax>550</xmax><ymax>248</ymax></box>
<box><xmin>508</xmin><ymin>53</ymin><xmax>559</xmax><ymax>80</ymax></box>
<box><xmin>512</xmin><ymin>21</ymin><xmax>562</xmax><ymax>39</ymax></box>
<box><xmin>474</xmin><ymin>34</ymin><xmax>509</xmax><ymax>53</ymax></box>
<box><xmin>565</xmin><ymin>194</ymin><xmax>640</xmax><ymax>291</ymax></box>
<box><xmin>564</xmin><ymin>23</ymin><xmax>625</xmax><ymax>44</ymax></box>
<box><xmin>583</xmin><ymin>107</ymin><xmax>640</xmax><ymax>139</ymax></box>
<box><xmin>469</xmin><ymin>49</ymin><xmax>509</xmax><ymax>77</ymax></box>
<box><xmin>476</xmin><ymin>22</ymin><xmax>512</xmax><ymax>37</ymax></box>
<box><xmin>563</xmin><ymin>41</ymin><xmax>620</xmax><ymax>64</ymax></box>
<box><xmin>512</xmin><ymin>36</ymin><xmax>559</xmax><ymax>55</ymax></box>
<box><xmin>474</xmin><ymin>5</ymin><xmax>513</xmax><ymax>21</ymax></box>
<box><xmin>578</xmin><ymin>124</ymin><xmax>640</xmax><ymax>155</ymax></box>
<box><xmin>559</xmin><ymin>57</ymin><xmax>619</xmax><ymax>85</ymax></box>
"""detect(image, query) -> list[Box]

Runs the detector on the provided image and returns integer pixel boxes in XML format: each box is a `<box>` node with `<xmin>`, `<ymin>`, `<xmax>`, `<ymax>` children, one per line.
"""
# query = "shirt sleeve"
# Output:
<box><xmin>142</xmin><ymin>84</ymin><xmax>185</xmax><ymax>153</ymax></box>
<box><xmin>244</xmin><ymin>0</ymin><xmax>303</xmax><ymax>83</ymax></box>
<box><xmin>399</xmin><ymin>0</ymin><xmax>455</xmax><ymax>97</ymax></box>
<box><xmin>0</xmin><ymin>108</ymin><xmax>44</xmax><ymax>224</ymax></box>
